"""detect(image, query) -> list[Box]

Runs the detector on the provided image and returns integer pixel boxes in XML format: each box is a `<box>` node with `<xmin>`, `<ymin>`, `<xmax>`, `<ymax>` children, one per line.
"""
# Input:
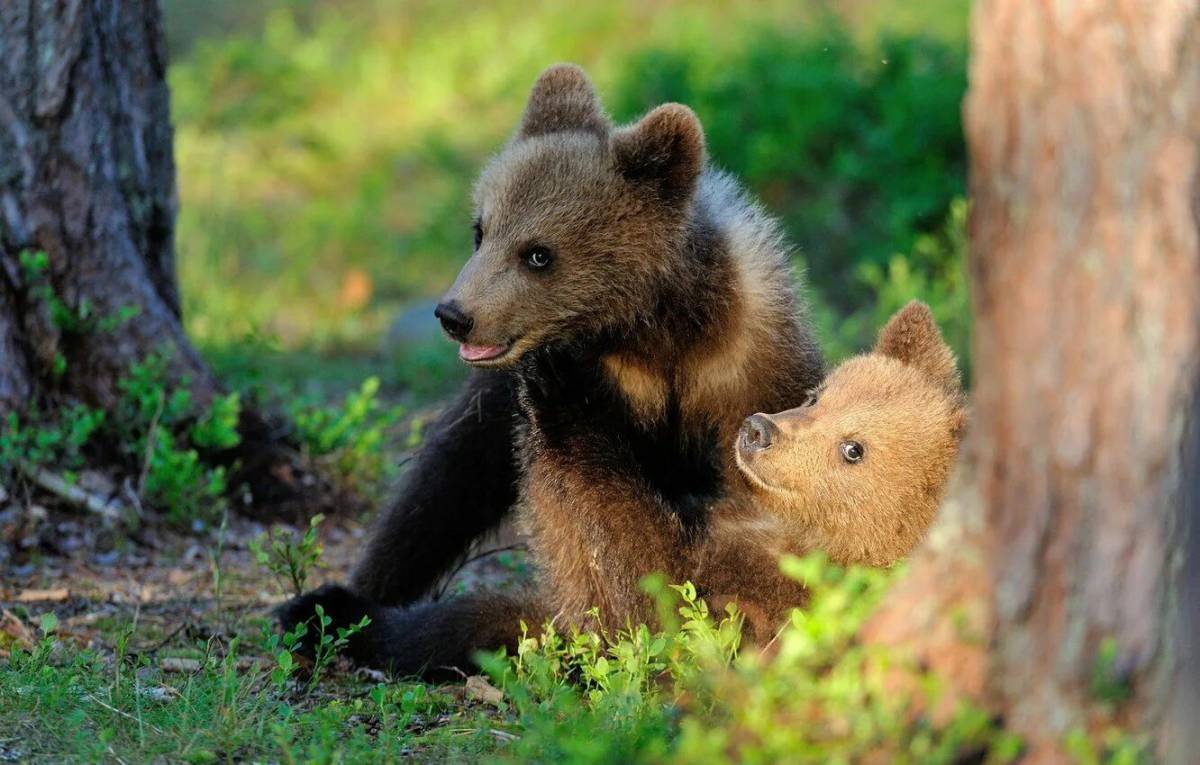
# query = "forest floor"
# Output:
<box><xmin>0</xmin><ymin>500</ymin><xmax>534</xmax><ymax>762</ymax></box>
<box><xmin>0</xmin><ymin>354</ymin><xmax>1021</xmax><ymax>763</ymax></box>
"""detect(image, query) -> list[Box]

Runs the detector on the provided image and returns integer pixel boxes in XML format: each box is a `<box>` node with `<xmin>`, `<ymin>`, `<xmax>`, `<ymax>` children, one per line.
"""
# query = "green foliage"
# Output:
<box><xmin>169</xmin><ymin>1</ymin><xmax>970</xmax><ymax>383</ymax></box>
<box><xmin>495</xmin><ymin>582</ymin><xmax>742</xmax><ymax>707</ymax></box>
<box><xmin>0</xmin><ymin>405</ymin><xmax>105</xmax><ymax>476</ymax></box>
<box><xmin>261</xmin><ymin>620</ymin><xmax>307</xmax><ymax>690</ymax></box>
<box><xmin>1064</xmin><ymin>727</ymin><xmax>1152</xmax><ymax>765</ymax></box>
<box><xmin>610</xmin><ymin>28</ymin><xmax>966</xmax><ymax>314</ymax></box>
<box><xmin>19</xmin><ymin>250</ymin><xmax>141</xmax><ymax>337</ymax></box>
<box><xmin>289</xmin><ymin>377</ymin><xmax>404</xmax><ymax>487</ymax></box>
<box><xmin>19</xmin><ymin>250</ymin><xmax>77</xmax><ymax>333</ymax></box>
<box><xmin>671</xmin><ymin>555</ymin><xmax>1003</xmax><ymax>764</ymax></box>
<box><xmin>192</xmin><ymin>392</ymin><xmax>243</xmax><ymax>450</ymax></box>
<box><xmin>5</xmin><ymin>548</ymin><xmax>1149</xmax><ymax>762</ymax></box>
<box><xmin>1090</xmin><ymin>636</ymin><xmax>1133</xmax><ymax>705</ymax></box>
<box><xmin>475</xmin><ymin>555</ymin><xmax>1016</xmax><ymax>763</ymax></box>
<box><xmin>306</xmin><ymin>605</ymin><xmax>372</xmax><ymax>690</ymax></box>
<box><xmin>139</xmin><ymin>428</ymin><xmax>229</xmax><ymax>526</ymax></box>
<box><xmin>0</xmin><ymin>629</ymin><xmax>463</xmax><ymax>763</ymax></box>
<box><xmin>250</xmin><ymin>513</ymin><xmax>327</xmax><ymax>596</ymax></box>
<box><xmin>1</xmin><ymin>352</ymin><xmax>243</xmax><ymax>527</ymax></box>
<box><xmin>114</xmin><ymin>354</ymin><xmax>241</xmax><ymax>526</ymax></box>
<box><xmin>813</xmin><ymin>197</ymin><xmax>971</xmax><ymax>370</ymax></box>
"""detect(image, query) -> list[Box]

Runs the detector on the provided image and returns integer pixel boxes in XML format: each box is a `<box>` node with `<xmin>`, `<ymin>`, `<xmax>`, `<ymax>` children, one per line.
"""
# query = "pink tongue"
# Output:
<box><xmin>459</xmin><ymin>343</ymin><xmax>507</xmax><ymax>362</ymax></box>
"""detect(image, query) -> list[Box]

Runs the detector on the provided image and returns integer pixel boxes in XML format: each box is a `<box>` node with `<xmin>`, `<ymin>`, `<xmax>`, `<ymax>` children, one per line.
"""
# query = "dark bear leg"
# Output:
<box><xmin>276</xmin><ymin>584</ymin><xmax>543</xmax><ymax>679</ymax></box>
<box><xmin>350</xmin><ymin>369</ymin><xmax>520</xmax><ymax>605</ymax></box>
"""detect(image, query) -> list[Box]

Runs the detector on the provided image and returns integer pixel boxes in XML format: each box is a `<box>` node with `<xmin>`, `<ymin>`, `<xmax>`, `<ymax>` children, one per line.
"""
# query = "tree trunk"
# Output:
<box><xmin>967</xmin><ymin>1</ymin><xmax>1199</xmax><ymax>759</ymax></box>
<box><xmin>0</xmin><ymin>0</ymin><xmax>334</xmax><ymax>521</ymax></box>
<box><xmin>0</xmin><ymin>0</ymin><xmax>214</xmax><ymax>407</ymax></box>
<box><xmin>868</xmin><ymin>2</ymin><xmax>1200</xmax><ymax>762</ymax></box>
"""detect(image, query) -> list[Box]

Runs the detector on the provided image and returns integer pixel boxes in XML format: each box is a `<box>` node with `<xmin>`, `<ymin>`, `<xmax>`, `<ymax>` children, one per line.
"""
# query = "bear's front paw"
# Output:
<box><xmin>276</xmin><ymin>583</ymin><xmax>378</xmax><ymax>661</ymax></box>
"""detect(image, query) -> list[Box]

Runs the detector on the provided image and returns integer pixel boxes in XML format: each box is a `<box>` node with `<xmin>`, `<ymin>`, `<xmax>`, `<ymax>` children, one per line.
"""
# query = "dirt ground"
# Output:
<box><xmin>0</xmin><ymin>501</ymin><xmax>529</xmax><ymax>662</ymax></box>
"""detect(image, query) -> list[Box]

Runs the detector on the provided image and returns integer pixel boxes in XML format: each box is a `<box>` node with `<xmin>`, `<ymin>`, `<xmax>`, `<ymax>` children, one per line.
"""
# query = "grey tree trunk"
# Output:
<box><xmin>0</xmin><ymin>0</ymin><xmax>332</xmax><ymax>520</ymax></box>
<box><xmin>0</xmin><ymin>0</ymin><xmax>212</xmax><ymax>408</ymax></box>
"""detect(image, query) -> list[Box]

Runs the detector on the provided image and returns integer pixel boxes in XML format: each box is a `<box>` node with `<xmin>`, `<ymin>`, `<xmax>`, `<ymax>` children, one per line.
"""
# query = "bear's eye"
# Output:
<box><xmin>472</xmin><ymin>220</ymin><xmax>483</xmax><ymax>251</ymax></box>
<box><xmin>803</xmin><ymin>391</ymin><xmax>818</xmax><ymax>407</ymax></box>
<box><xmin>522</xmin><ymin>246</ymin><xmax>554</xmax><ymax>270</ymax></box>
<box><xmin>840</xmin><ymin>440</ymin><xmax>864</xmax><ymax>464</ymax></box>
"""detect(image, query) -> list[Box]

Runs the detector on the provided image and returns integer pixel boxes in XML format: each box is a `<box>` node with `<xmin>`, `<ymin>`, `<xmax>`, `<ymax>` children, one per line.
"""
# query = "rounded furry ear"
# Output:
<box><xmin>610</xmin><ymin>103</ymin><xmax>705</xmax><ymax>205</ymax></box>
<box><xmin>518</xmin><ymin>64</ymin><xmax>608</xmax><ymax>139</ymax></box>
<box><xmin>875</xmin><ymin>301</ymin><xmax>961</xmax><ymax>394</ymax></box>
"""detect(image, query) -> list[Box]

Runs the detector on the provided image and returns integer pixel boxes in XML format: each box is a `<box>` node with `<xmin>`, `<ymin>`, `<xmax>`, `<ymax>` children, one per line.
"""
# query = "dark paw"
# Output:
<box><xmin>276</xmin><ymin>583</ymin><xmax>379</xmax><ymax>661</ymax></box>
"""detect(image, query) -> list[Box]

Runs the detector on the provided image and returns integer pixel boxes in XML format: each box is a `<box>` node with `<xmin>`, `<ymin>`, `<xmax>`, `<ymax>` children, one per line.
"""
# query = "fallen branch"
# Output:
<box><xmin>17</xmin><ymin>460</ymin><xmax>127</xmax><ymax>522</ymax></box>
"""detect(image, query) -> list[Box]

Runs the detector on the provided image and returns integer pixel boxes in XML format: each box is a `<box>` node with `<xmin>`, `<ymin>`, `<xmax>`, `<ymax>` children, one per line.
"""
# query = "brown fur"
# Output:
<box><xmin>444</xmin><ymin>64</ymin><xmax>822</xmax><ymax>630</ymax></box>
<box><xmin>695</xmin><ymin>302</ymin><xmax>967</xmax><ymax>639</ymax></box>
<box><xmin>280</xmin><ymin>64</ymin><xmax>829</xmax><ymax>673</ymax></box>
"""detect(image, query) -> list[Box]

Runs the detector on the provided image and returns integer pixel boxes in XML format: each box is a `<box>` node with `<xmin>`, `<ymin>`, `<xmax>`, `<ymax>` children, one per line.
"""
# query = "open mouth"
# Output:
<box><xmin>458</xmin><ymin>341</ymin><xmax>513</xmax><ymax>364</ymax></box>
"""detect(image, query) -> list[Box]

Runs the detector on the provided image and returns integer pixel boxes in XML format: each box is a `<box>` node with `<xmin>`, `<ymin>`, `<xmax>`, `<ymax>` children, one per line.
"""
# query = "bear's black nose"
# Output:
<box><xmin>434</xmin><ymin>301</ymin><xmax>474</xmax><ymax>342</ymax></box>
<box><xmin>740</xmin><ymin>414</ymin><xmax>777</xmax><ymax>452</ymax></box>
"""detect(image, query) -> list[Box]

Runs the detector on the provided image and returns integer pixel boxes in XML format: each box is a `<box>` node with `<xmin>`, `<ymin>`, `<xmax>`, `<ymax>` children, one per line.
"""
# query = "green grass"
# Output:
<box><xmin>1</xmin><ymin>554</ymin><xmax>1031</xmax><ymax>764</ymax></box>
<box><xmin>1</xmin><ymin>620</ymin><xmax>478</xmax><ymax>762</ymax></box>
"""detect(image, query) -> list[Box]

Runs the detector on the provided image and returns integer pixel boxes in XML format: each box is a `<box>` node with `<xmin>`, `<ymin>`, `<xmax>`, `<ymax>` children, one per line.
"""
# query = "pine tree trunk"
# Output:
<box><xmin>0</xmin><ymin>0</ymin><xmax>334</xmax><ymax>520</ymax></box>
<box><xmin>967</xmin><ymin>1</ymin><xmax>1199</xmax><ymax>758</ymax></box>
<box><xmin>868</xmin><ymin>2</ymin><xmax>1200</xmax><ymax>762</ymax></box>
<box><xmin>0</xmin><ymin>0</ymin><xmax>216</xmax><ymax>406</ymax></box>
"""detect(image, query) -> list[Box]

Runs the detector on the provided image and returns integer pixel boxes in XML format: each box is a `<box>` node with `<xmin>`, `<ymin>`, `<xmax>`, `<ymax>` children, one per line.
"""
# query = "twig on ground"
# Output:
<box><xmin>17</xmin><ymin>460</ymin><xmax>125</xmax><ymax>521</ymax></box>
<box><xmin>137</xmin><ymin>390</ymin><xmax>167</xmax><ymax>498</ymax></box>
<box><xmin>431</xmin><ymin>543</ymin><xmax>528</xmax><ymax>601</ymax></box>
<box><xmin>135</xmin><ymin>621</ymin><xmax>191</xmax><ymax>654</ymax></box>
<box><xmin>122</xmin><ymin>477</ymin><xmax>147</xmax><ymax>522</ymax></box>
<box><xmin>85</xmin><ymin>694</ymin><xmax>165</xmax><ymax>735</ymax></box>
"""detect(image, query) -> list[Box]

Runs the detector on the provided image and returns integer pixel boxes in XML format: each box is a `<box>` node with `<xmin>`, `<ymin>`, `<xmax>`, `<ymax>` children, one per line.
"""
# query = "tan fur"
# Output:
<box><xmin>875</xmin><ymin>301</ymin><xmax>961</xmax><ymax>398</ymax></box>
<box><xmin>695</xmin><ymin>302</ymin><xmax>967</xmax><ymax>639</ymax></box>
<box><xmin>601</xmin><ymin>353</ymin><xmax>669</xmax><ymax>423</ymax></box>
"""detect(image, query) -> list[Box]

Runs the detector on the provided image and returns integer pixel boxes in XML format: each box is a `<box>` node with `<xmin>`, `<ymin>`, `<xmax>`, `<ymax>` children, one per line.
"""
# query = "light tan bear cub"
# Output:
<box><xmin>696</xmin><ymin>301</ymin><xmax>967</xmax><ymax>638</ymax></box>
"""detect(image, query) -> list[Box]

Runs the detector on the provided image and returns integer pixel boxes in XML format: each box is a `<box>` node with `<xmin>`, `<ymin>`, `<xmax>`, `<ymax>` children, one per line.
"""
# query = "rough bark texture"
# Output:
<box><xmin>0</xmin><ymin>289</ymin><xmax>32</xmax><ymax>410</ymax></box>
<box><xmin>868</xmin><ymin>2</ymin><xmax>1200</xmax><ymax>761</ymax></box>
<box><xmin>966</xmin><ymin>1</ymin><xmax>1199</xmax><ymax>759</ymax></box>
<box><xmin>0</xmin><ymin>0</ymin><xmax>213</xmax><ymax>408</ymax></box>
<box><xmin>0</xmin><ymin>0</ymin><xmax>335</xmax><ymax>520</ymax></box>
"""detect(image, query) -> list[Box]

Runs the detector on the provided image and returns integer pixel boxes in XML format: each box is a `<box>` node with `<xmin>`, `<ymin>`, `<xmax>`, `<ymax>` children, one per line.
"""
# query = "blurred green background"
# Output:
<box><xmin>164</xmin><ymin>0</ymin><xmax>971</xmax><ymax>401</ymax></box>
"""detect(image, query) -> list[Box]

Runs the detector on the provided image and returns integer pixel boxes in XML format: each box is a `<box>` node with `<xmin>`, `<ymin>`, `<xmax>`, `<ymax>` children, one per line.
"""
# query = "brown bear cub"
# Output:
<box><xmin>278</xmin><ymin>63</ymin><xmax>824</xmax><ymax>675</ymax></box>
<box><xmin>695</xmin><ymin>302</ymin><xmax>967</xmax><ymax>639</ymax></box>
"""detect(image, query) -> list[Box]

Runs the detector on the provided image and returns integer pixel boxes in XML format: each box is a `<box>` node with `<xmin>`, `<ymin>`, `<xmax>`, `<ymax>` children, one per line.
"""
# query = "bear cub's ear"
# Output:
<box><xmin>518</xmin><ymin>64</ymin><xmax>609</xmax><ymax>139</ymax></box>
<box><xmin>611</xmin><ymin>103</ymin><xmax>706</xmax><ymax>205</ymax></box>
<box><xmin>875</xmin><ymin>301</ymin><xmax>960</xmax><ymax>394</ymax></box>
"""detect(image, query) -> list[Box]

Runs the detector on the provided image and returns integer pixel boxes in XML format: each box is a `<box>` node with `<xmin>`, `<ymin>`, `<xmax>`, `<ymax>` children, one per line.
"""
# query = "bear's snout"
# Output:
<box><xmin>435</xmin><ymin>301</ymin><xmax>474</xmax><ymax>342</ymax></box>
<box><xmin>740</xmin><ymin>414</ymin><xmax>778</xmax><ymax>452</ymax></box>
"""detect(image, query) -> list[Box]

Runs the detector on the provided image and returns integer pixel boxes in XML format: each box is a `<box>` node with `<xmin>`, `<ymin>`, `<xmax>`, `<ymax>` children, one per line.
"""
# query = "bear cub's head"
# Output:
<box><xmin>435</xmin><ymin>64</ymin><xmax>706</xmax><ymax>367</ymax></box>
<box><xmin>734</xmin><ymin>301</ymin><xmax>966</xmax><ymax>566</ymax></box>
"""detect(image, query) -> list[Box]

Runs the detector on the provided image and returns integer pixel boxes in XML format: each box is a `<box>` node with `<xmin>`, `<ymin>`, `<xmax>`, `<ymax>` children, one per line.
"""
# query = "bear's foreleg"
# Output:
<box><xmin>349</xmin><ymin>369</ymin><xmax>520</xmax><ymax>605</ymax></box>
<box><xmin>277</xmin><ymin>583</ymin><xmax>544</xmax><ymax>678</ymax></box>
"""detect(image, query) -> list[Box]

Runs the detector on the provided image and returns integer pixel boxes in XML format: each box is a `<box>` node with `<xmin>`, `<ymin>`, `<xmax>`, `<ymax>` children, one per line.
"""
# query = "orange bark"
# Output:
<box><xmin>870</xmin><ymin>2</ymin><xmax>1200</xmax><ymax>761</ymax></box>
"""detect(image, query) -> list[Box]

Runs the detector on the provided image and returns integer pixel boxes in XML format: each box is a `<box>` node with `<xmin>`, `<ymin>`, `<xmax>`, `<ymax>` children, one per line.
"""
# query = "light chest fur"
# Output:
<box><xmin>511</xmin><ymin>171</ymin><xmax>821</xmax><ymax>627</ymax></box>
